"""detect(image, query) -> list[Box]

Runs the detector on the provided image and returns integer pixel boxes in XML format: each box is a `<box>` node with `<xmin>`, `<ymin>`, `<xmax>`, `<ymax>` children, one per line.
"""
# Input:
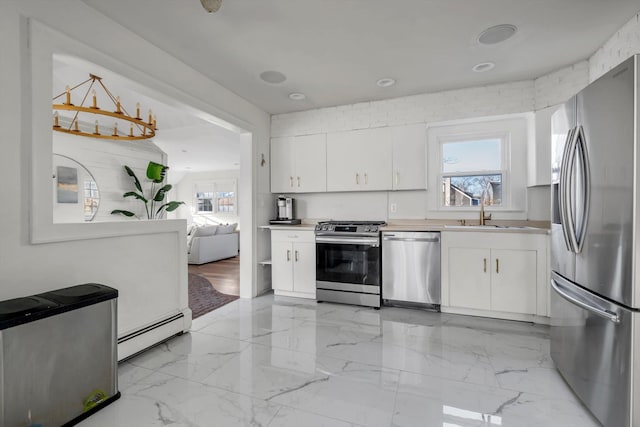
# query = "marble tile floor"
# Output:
<box><xmin>79</xmin><ymin>294</ymin><xmax>601</xmax><ymax>427</ymax></box>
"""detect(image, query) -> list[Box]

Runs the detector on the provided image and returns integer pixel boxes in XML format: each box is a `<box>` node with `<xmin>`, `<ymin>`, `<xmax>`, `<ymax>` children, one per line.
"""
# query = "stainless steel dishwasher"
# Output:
<box><xmin>382</xmin><ymin>231</ymin><xmax>441</xmax><ymax>310</ymax></box>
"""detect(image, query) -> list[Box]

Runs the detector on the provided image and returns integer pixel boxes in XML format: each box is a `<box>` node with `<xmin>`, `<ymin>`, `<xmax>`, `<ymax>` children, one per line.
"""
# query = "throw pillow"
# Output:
<box><xmin>193</xmin><ymin>225</ymin><xmax>218</xmax><ymax>237</ymax></box>
<box><xmin>217</xmin><ymin>223</ymin><xmax>238</xmax><ymax>234</ymax></box>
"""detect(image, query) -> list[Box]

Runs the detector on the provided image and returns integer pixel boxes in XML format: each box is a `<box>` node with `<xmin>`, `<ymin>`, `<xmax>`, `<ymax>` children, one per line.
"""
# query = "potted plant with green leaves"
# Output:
<box><xmin>111</xmin><ymin>161</ymin><xmax>184</xmax><ymax>219</ymax></box>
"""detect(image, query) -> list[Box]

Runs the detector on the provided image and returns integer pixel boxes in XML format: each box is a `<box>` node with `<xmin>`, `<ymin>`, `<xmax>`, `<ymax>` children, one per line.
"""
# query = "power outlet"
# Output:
<box><xmin>390</xmin><ymin>203</ymin><xmax>397</xmax><ymax>213</ymax></box>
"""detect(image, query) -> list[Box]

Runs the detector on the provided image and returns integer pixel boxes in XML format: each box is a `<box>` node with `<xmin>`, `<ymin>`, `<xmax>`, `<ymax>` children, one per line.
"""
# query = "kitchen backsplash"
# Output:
<box><xmin>287</xmin><ymin>187</ymin><xmax>550</xmax><ymax>222</ymax></box>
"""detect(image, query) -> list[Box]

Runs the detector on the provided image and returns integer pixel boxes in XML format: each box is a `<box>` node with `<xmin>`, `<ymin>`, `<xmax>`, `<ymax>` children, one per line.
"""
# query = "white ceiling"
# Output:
<box><xmin>82</xmin><ymin>0</ymin><xmax>640</xmax><ymax>114</ymax></box>
<box><xmin>53</xmin><ymin>55</ymin><xmax>241</xmax><ymax>174</ymax></box>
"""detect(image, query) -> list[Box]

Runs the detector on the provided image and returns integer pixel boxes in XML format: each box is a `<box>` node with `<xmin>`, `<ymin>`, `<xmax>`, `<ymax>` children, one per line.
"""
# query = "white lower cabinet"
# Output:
<box><xmin>490</xmin><ymin>249</ymin><xmax>537</xmax><ymax>314</ymax></box>
<box><xmin>448</xmin><ymin>248</ymin><xmax>491</xmax><ymax>310</ymax></box>
<box><xmin>271</xmin><ymin>230</ymin><xmax>316</xmax><ymax>299</ymax></box>
<box><xmin>442</xmin><ymin>231</ymin><xmax>548</xmax><ymax>321</ymax></box>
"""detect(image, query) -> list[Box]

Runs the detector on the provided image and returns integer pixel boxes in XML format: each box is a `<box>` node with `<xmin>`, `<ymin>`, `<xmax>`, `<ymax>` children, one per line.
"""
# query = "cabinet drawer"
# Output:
<box><xmin>271</xmin><ymin>229</ymin><xmax>315</xmax><ymax>243</ymax></box>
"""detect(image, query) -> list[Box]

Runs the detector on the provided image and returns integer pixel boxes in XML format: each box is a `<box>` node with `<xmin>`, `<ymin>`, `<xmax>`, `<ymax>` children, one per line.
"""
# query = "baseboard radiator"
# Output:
<box><xmin>117</xmin><ymin>310</ymin><xmax>191</xmax><ymax>361</ymax></box>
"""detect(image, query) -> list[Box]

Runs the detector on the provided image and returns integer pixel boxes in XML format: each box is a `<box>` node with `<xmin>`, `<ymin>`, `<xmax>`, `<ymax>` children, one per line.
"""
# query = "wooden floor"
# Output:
<box><xmin>188</xmin><ymin>256</ymin><xmax>240</xmax><ymax>296</ymax></box>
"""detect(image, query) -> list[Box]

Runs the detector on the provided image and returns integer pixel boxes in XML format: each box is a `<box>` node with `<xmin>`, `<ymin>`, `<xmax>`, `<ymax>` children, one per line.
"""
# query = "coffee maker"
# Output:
<box><xmin>270</xmin><ymin>196</ymin><xmax>301</xmax><ymax>225</ymax></box>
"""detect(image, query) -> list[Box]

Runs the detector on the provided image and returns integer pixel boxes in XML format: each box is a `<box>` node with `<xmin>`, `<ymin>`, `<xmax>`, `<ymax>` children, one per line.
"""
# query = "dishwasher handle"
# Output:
<box><xmin>383</xmin><ymin>236</ymin><xmax>440</xmax><ymax>243</ymax></box>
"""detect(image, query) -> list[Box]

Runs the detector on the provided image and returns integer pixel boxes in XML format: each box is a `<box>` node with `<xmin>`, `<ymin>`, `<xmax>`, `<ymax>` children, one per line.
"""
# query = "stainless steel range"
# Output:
<box><xmin>315</xmin><ymin>220</ymin><xmax>385</xmax><ymax>308</ymax></box>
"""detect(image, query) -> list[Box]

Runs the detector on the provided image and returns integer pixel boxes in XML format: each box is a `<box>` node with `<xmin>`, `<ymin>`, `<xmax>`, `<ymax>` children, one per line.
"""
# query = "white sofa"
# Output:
<box><xmin>187</xmin><ymin>224</ymin><xmax>239</xmax><ymax>265</ymax></box>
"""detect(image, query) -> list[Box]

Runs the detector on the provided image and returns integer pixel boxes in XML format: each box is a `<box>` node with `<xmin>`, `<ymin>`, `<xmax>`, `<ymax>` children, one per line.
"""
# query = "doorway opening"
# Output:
<box><xmin>52</xmin><ymin>54</ymin><xmax>251</xmax><ymax>317</ymax></box>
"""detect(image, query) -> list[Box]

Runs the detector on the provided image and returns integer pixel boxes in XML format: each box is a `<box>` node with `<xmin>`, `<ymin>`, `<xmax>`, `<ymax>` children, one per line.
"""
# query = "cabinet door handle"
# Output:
<box><xmin>483</xmin><ymin>258</ymin><xmax>487</xmax><ymax>273</ymax></box>
<box><xmin>496</xmin><ymin>258</ymin><xmax>499</xmax><ymax>274</ymax></box>
<box><xmin>395</xmin><ymin>172</ymin><xmax>399</xmax><ymax>186</ymax></box>
<box><xmin>364</xmin><ymin>173</ymin><xmax>368</xmax><ymax>184</ymax></box>
<box><xmin>295</xmin><ymin>250</ymin><xmax>299</xmax><ymax>262</ymax></box>
<box><xmin>297</xmin><ymin>176</ymin><xmax>301</xmax><ymax>187</ymax></box>
<box><xmin>289</xmin><ymin>176</ymin><xmax>293</xmax><ymax>188</ymax></box>
<box><xmin>287</xmin><ymin>249</ymin><xmax>291</xmax><ymax>261</ymax></box>
<box><xmin>356</xmin><ymin>173</ymin><xmax>359</xmax><ymax>185</ymax></box>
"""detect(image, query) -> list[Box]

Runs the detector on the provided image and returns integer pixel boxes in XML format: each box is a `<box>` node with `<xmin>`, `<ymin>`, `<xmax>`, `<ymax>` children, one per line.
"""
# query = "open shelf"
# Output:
<box><xmin>258</xmin><ymin>259</ymin><xmax>272</xmax><ymax>266</ymax></box>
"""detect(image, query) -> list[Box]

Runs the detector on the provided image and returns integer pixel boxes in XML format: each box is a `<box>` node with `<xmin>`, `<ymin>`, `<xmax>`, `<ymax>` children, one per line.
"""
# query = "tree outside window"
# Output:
<box><xmin>441</xmin><ymin>138</ymin><xmax>504</xmax><ymax>208</ymax></box>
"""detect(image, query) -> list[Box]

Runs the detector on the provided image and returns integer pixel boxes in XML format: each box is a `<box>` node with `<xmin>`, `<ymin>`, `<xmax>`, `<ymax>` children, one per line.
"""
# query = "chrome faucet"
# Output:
<box><xmin>479</xmin><ymin>185</ymin><xmax>492</xmax><ymax>225</ymax></box>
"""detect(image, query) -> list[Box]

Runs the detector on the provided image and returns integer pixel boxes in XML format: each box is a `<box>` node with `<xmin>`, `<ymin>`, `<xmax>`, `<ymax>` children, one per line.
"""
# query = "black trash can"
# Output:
<box><xmin>0</xmin><ymin>284</ymin><xmax>120</xmax><ymax>426</ymax></box>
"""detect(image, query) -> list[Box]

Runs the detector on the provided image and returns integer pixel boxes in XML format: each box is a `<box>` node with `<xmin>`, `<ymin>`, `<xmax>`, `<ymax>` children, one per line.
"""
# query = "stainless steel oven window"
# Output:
<box><xmin>315</xmin><ymin>242</ymin><xmax>381</xmax><ymax>286</ymax></box>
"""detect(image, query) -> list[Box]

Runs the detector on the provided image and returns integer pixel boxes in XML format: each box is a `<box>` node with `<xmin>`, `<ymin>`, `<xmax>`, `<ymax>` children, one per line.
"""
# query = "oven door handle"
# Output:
<box><xmin>315</xmin><ymin>236</ymin><xmax>380</xmax><ymax>246</ymax></box>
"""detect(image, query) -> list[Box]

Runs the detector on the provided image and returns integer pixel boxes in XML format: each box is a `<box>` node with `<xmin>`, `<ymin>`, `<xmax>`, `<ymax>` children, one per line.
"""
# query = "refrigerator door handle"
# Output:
<box><xmin>564</xmin><ymin>127</ymin><xmax>581</xmax><ymax>253</ymax></box>
<box><xmin>551</xmin><ymin>272</ymin><xmax>620</xmax><ymax>324</ymax></box>
<box><xmin>559</xmin><ymin>127</ymin><xmax>576</xmax><ymax>252</ymax></box>
<box><xmin>574</xmin><ymin>125</ymin><xmax>590</xmax><ymax>253</ymax></box>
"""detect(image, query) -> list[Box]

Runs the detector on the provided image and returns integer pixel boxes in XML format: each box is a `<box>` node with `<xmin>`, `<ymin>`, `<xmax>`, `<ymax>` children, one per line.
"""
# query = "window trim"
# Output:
<box><xmin>426</xmin><ymin>115</ymin><xmax>530</xmax><ymax>218</ymax></box>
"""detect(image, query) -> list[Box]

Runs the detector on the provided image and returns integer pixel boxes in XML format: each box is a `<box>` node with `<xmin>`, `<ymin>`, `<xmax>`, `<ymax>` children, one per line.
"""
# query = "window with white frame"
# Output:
<box><xmin>427</xmin><ymin>116</ymin><xmax>529</xmax><ymax>214</ymax></box>
<box><xmin>194</xmin><ymin>179</ymin><xmax>237</xmax><ymax>214</ymax></box>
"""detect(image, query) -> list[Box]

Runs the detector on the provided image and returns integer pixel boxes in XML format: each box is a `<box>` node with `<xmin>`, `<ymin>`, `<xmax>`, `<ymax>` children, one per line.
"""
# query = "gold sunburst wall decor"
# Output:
<box><xmin>52</xmin><ymin>74</ymin><xmax>157</xmax><ymax>140</ymax></box>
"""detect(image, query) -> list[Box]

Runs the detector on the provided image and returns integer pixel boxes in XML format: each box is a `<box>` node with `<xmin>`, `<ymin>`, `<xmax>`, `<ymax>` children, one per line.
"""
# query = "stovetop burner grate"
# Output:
<box><xmin>318</xmin><ymin>220</ymin><xmax>386</xmax><ymax>226</ymax></box>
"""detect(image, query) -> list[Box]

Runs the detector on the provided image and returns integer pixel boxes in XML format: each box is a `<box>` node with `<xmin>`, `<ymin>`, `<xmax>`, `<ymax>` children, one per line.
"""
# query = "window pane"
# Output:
<box><xmin>442</xmin><ymin>139</ymin><xmax>501</xmax><ymax>173</ymax></box>
<box><xmin>442</xmin><ymin>174</ymin><xmax>502</xmax><ymax>207</ymax></box>
<box><xmin>198</xmin><ymin>199</ymin><xmax>213</xmax><ymax>212</ymax></box>
<box><xmin>215</xmin><ymin>191</ymin><xmax>235</xmax><ymax>213</ymax></box>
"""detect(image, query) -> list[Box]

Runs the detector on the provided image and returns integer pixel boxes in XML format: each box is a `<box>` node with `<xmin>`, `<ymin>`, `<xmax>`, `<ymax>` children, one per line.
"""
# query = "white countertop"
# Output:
<box><xmin>381</xmin><ymin>224</ymin><xmax>549</xmax><ymax>235</ymax></box>
<box><xmin>261</xmin><ymin>220</ymin><xmax>550</xmax><ymax>235</ymax></box>
<box><xmin>260</xmin><ymin>224</ymin><xmax>316</xmax><ymax>231</ymax></box>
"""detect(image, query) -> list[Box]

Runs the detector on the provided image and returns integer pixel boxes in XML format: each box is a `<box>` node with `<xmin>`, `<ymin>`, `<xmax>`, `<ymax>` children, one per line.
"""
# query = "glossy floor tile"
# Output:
<box><xmin>79</xmin><ymin>294</ymin><xmax>601</xmax><ymax>427</ymax></box>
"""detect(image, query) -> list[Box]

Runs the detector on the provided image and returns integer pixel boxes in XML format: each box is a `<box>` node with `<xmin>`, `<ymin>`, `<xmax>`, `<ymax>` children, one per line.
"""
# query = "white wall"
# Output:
<box><xmin>591</xmin><ymin>12</ymin><xmax>640</xmax><ymax>81</ymax></box>
<box><xmin>271</xmin><ymin>81</ymin><xmax>540</xmax><ymax>221</ymax></box>
<box><xmin>272</xmin><ymin>81</ymin><xmax>536</xmax><ymax>138</ymax></box>
<box><xmin>0</xmin><ymin>1</ymin><xmax>271</xmax><ymax>358</ymax></box>
<box><xmin>174</xmin><ymin>169</ymin><xmax>241</xmax><ymax>228</ymax></box>
<box><xmin>270</xmin><ymin>10</ymin><xmax>640</xmax><ymax>223</ymax></box>
<box><xmin>52</xmin><ymin>132</ymin><xmax>167</xmax><ymax>222</ymax></box>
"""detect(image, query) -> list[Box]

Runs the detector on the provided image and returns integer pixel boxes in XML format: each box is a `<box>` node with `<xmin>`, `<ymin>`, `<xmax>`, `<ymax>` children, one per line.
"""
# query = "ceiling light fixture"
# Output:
<box><xmin>376</xmin><ymin>78</ymin><xmax>396</xmax><ymax>88</ymax></box>
<box><xmin>200</xmin><ymin>0</ymin><xmax>222</xmax><ymax>13</ymax></box>
<box><xmin>288</xmin><ymin>92</ymin><xmax>306</xmax><ymax>101</ymax></box>
<box><xmin>472</xmin><ymin>62</ymin><xmax>496</xmax><ymax>73</ymax></box>
<box><xmin>478</xmin><ymin>24</ymin><xmax>517</xmax><ymax>45</ymax></box>
<box><xmin>52</xmin><ymin>74</ymin><xmax>156</xmax><ymax>140</ymax></box>
<box><xmin>260</xmin><ymin>70</ymin><xmax>287</xmax><ymax>84</ymax></box>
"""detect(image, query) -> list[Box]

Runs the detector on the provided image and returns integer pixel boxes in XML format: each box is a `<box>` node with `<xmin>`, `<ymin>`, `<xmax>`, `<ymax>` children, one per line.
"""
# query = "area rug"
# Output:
<box><xmin>188</xmin><ymin>273</ymin><xmax>239</xmax><ymax>319</ymax></box>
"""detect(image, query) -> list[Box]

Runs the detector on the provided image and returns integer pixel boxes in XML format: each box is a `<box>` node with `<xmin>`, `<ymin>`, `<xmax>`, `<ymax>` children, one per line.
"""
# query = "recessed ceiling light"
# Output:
<box><xmin>376</xmin><ymin>78</ymin><xmax>396</xmax><ymax>87</ymax></box>
<box><xmin>288</xmin><ymin>92</ymin><xmax>306</xmax><ymax>101</ymax></box>
<box><xmin>472</xmin><ymin>62</ymin><xmax>496</xmax><ymax>73</ymax></box>
<box><xmin>185</xmin><ymin>166</ymin><xmax>192</xmax><ymax>170</ymax></box>
<box><xmin>181</xmin><ymin>149</ymin><xmax>188</xmax><ymax>153</ymax></box>
<box><xmin>478</xmin><ymin>24</ymin><xmax>517</xmax><ymax>45</ymax></box>
<box><xmin>259</xmin><ymin>70</ymin><xmax>287</xmax><ymax>84</ymax></box>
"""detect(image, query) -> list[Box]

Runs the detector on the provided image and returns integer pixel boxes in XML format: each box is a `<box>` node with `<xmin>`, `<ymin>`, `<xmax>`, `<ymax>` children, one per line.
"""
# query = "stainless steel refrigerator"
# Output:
<box><xmin>550</xmin><ymin>54</ymin><xmax>640</xmax><ymax>427</ymax></box>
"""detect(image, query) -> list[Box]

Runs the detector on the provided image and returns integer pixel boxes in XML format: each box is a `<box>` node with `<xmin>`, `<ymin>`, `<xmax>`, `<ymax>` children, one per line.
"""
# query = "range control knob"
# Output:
<box><xmin>370</xmin><ymin>226</ymin><xmax>378</xmax><ymax>232</ymax></box>
<box><xmin>364</xmin><ymin>226</ymin><xmax>370</xmax><ymax>232</ymax></box>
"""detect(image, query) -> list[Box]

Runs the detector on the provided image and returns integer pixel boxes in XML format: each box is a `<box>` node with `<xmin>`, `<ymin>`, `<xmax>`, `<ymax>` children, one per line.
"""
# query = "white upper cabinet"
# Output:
<box><xmin>391</xmin><ymin>124</ymin><xmax>427</xmax><ymax>190</ymax></box>
<box><xmin>295</xmin><ymin>134</ymin><xmax>327</xmax><ymax>193</ymax></box>
<box><xmin>528</xmin><ymin>105</ymin><xmax>557</xmax><ymax>187</ymax></box>
<box><xmin>271</xmin><ymin>136</ymin><xmax>295</xmax><ymax>193</ymax></box>
<box><xmin>270</xmin><ymin>134</ymin><xmax>327</xmax><ymax>193</ymax></box>
<box><xmin>326</xmin><ymin>127</ymin><xmax>392</xmax><ymax>191</ymax></box>
<box><xmin>272</xmin><ymin>124</ymin><xmax>424</xmax><ymax>193</ymax></box>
